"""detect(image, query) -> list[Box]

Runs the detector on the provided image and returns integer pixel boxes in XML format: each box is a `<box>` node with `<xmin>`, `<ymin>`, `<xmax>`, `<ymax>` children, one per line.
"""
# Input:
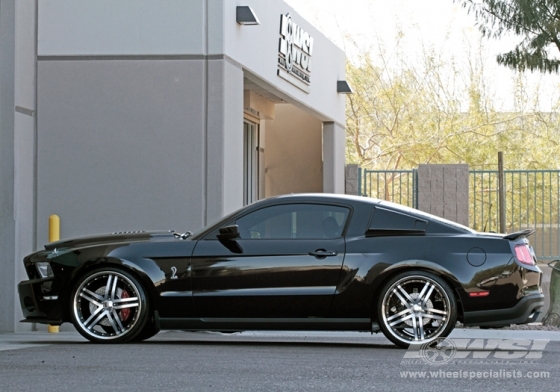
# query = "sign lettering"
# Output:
<box><xmin>278</xmin><ymin>13</ymin><xmax>313</xmax><ymax>93</ymax></box>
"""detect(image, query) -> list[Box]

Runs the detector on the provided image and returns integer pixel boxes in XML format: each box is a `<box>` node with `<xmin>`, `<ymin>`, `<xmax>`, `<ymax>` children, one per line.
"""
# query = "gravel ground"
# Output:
<box><xmin>503</xmin><ymin>323</ymin><xmax>560</xmax><ymax>331</ymax></box>
<box><xmin>462</xmin><ymin>323</ymin><xmax>560</xmax><ymax>331</ymax></box>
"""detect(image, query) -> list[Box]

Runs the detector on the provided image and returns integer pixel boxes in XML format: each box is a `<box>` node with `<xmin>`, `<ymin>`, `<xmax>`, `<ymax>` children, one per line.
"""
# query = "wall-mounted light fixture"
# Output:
<box><xmin>237</xmin><ymin>6</ymin><xmax>260</xmax><ymax>25</ymax></box>
<box><xmin>337</xmin><ymin>80</ymin><xmax>353</xmax><ymax>94</ymax></box>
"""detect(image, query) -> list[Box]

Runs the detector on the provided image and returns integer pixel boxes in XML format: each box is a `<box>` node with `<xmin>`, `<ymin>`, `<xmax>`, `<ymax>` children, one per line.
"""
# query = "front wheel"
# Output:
<box><xmin>71</xmin><ymin>268</ymin><xmax>149</xmax><ymax>343</ymax></box>
<box><xmin>132</xmin><ymin>316</ymin><xmax>160</xmax><ymax>342</ymax></box>
<box><xmin>377</xmin><ymin>271</ymin><xmax>457</xmax><ymax>348</ymax></box>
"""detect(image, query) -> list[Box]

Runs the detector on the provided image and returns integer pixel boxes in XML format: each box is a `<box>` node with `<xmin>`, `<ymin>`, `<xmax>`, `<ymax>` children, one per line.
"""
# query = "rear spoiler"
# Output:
<box><xmin>503</xmin><ymin>228</ymin><xmax>535</xmax><ymax>241</ymax></box>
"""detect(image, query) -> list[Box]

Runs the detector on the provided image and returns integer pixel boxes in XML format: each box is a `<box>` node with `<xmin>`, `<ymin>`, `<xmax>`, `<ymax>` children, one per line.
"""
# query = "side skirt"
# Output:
<box><xmin>157</xmin><ymin>317</ymin><xmax>379</xmax><ymax>332</ymax></box>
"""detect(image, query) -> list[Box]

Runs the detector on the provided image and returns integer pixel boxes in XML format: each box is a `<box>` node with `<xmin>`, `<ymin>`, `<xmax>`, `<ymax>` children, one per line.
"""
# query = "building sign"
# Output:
<box><xmin>278</xmin><ymin>13</ymin><xmax>313</xmax><ymax>93</ymax></box>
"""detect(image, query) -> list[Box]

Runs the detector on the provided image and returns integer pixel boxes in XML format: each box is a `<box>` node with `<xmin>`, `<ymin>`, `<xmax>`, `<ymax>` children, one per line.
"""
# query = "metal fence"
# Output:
<box><xmin>360</xmin><ymin>168</ymin><xmax>560</xmax><ymax>260</ymax></box>
<box><xmin>470</xmin><ymin>170</ymin><xmax>560</xmax><ymax>261</ymax></box>
<box><xmin>359</xmin><ymin>168</ymin><xmax>418</xmax><ymax>208</ymax></box>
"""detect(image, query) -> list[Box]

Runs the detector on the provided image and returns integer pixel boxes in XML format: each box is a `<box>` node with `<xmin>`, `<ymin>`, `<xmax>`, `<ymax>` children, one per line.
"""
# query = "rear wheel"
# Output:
<box><xmin>377</xmin><ymin>271</ymin><xmax>457</xmax><ymax>348</ymax></box>
<box><xmin>71</xmin><ymin>268</ymin><xmax>148</xmax><ymax>343</ymax></box>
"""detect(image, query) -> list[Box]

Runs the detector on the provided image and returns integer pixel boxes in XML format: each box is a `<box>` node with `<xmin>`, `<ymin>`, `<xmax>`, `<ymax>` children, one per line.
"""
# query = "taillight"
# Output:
<box><xmin>514</xmin><ymin>244</ymin><xmax>535</xmax><ymax>266</ymax></box>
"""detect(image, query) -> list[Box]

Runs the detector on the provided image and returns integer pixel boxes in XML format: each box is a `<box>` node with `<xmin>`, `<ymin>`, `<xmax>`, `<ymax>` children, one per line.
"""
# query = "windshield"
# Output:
<box><xmin>189</xmin><ymin>208</ymin><xmax>242</xmax><ymax>240</ymax></box>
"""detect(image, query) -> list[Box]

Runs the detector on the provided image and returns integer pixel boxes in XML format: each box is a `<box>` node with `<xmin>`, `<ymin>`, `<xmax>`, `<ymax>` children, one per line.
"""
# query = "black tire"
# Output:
<box><xmin>70</xmin><ymin>267</ymin><xmax>149</xmax><ymax>343</ymax></box>
<box><xmin>377</xmin><ymin>271</ymin><xmax>457</xmax><ymax>348</ymax></box>
<box><xmin>132</xmin><ymin>316</ymin><xmax>160</xmax><ymax>342</ymax></box>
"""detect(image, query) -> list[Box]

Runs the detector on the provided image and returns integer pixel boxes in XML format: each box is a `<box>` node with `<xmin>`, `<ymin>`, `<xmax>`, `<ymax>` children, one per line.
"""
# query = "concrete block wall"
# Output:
<box><xmin>345</xmin><ymin>164</ymin><xmax>359</xmax><ymax>195</ymax></box>
<box><xmin>535</xmin><ymin>227</ymin><xmax>560</xmax><ymax>256</ymax></box>
<box><xmin>418</xmin><ymin>164</ymin><xmax>469</xmax><ymax>226</ymax></box>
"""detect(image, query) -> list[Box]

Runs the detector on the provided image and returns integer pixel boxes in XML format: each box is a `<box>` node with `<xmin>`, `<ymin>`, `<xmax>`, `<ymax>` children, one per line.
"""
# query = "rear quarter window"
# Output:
<box><xmin>369</xmin><ymin>207</ymin><xmax>428</xmax><ymax>232</ymax></box>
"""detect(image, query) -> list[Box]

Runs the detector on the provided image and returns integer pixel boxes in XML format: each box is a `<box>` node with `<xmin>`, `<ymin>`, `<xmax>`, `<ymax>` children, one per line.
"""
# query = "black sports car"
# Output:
<box><xmin>18</xmin><ymin>194</ymin><xmax>544</xmax><ymax>347</ymax></box>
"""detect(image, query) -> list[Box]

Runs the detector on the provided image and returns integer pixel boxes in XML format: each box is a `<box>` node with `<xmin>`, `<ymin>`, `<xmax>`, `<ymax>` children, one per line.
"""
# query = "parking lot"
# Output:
<box><xmin>1</xmin><ymin>329</ymin><xmax>559</xmax><ymax>391</ymax></box>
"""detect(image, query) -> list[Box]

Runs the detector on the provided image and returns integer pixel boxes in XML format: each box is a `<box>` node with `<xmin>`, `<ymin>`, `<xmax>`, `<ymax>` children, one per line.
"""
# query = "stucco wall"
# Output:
<box><xmin>0</xmin><ymin>0</ymin><xmax>17</xmax><ymax>332</ymax></box>
<box><xmin>1</xmin><ymin>0</ymin><xmax>348</xmax><ymax>332</ymax></box>
<box><xmin>38</xmin><ymin>0</ymin><xmax>205</xmax><ymax>55</ymax></box>
<box><xmin>36</xmin><ymin>60</ymin><xmax>207</xmax><ymax>244</ymax></box>
<box><xmin>264</xmin><ymin>104</ymin><xmax>323</xmax><ymax>197</ymax></box>
<box><xmin>38</xmin><ymin>0</ymin><xmax>347</xmax><ymax>125</ymax></box>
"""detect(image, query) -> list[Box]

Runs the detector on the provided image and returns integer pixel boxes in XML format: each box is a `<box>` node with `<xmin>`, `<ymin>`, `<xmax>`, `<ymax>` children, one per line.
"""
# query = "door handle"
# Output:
<box><xmin>308</xmin><ymin>249</ymin><xmax>338</xmax><ymax>258</ymax></box>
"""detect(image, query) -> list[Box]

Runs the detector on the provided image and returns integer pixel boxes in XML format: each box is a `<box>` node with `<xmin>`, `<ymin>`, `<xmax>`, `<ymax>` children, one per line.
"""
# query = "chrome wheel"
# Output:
<box><xmin>378</xmin><ymin>272</ymin><xmax>457</xmax><ymax>348</ymax></box>
<box><xmin>72</xmin><ymin>269</ymin><xmax>147</xmax><ymax>343</ymax></box>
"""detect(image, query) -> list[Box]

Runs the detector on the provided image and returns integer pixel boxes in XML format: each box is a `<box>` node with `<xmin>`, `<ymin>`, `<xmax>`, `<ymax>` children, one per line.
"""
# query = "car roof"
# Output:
<box><xmin>259</xmin><ymin>193</ymin><xmax>475</xmax><ymax>233</ymax></box>
<box><xmin>262</xmin><ymin>193</ymin><xmax>381</xmax><ymax>205</ymax></box>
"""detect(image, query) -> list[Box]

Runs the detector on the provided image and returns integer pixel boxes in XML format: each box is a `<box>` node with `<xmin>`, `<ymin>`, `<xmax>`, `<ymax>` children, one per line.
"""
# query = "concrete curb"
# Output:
<box><xmin>2</xmin><ymin>329</ymin><xmax>560</xmax><ymax>346</ymax></box>
<box><xmin>450</xmin><ymin>328</ymin><xmax>560</xmax><ymax>341</ymax></box>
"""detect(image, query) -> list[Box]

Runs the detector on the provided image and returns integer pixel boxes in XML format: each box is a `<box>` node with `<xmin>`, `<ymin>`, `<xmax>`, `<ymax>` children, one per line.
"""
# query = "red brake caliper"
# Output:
<box><xmin>120</xmin><ymin>290</ymin><xmax>131</xmax><ymax>321</ymax></box>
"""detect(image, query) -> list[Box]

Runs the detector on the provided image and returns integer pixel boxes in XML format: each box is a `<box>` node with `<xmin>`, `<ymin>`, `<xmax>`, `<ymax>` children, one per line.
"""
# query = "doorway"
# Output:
<box><xmin>243</xmin><ymin>120</ymin><xmax>259</xmax><ymax>205</ymax></box>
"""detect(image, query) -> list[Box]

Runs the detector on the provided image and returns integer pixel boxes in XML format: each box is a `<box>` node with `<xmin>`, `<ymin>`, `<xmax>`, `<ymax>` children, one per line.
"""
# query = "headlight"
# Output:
<box><xmin>35</xmin><ymin>262</ymin><xmax>53</xmax><ymax>278</ymax></box>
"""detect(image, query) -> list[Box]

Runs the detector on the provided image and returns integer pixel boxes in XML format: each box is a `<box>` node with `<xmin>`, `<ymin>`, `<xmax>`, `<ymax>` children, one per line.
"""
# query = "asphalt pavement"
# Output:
<box><xmin>1</xmin><ymin>329</ymin><xmax>559</xmax><ymax>391</ymax></box>
<box><xmin>1</xmin><ymin>327</ymin><xmax>560</xmax><ymax>349</ymax></box>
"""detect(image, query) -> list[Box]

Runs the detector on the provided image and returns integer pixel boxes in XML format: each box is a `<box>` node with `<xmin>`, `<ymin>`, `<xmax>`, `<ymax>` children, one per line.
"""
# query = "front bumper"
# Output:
<box><xmin>463</xmin><ymin>293</ymin><xmax>545</xmax><ymax>327</ymax></box>
<box><xmin>18</xmin><ymin>278</ymin><xmax>64</xmax><ymax>325</ymax></box>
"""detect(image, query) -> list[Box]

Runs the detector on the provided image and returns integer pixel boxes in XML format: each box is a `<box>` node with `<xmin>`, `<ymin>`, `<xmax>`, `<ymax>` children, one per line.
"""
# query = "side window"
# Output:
<box><xmin>235</xmin><ymin>204</ymin><xmax>350</xmax><ymax>239</ymax></box>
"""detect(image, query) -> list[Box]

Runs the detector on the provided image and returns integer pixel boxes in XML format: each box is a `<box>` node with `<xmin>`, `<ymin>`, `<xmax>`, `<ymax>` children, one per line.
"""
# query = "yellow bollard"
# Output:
<box><xmin>48</xmin><ymin>214</ymin><xmax>60</xmax><ymax>334</ymax></box>
<box><xmin>49</xmin><ymin>214</ymin><xmax>60</xmax><ymax>243</ymax></box>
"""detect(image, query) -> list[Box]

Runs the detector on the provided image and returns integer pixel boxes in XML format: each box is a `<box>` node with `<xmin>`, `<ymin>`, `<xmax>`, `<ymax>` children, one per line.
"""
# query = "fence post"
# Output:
<box><xmin>498</xmin><ymin>152</ymin><xmax>506</xmax><ymax>233</ymax></box>
<box><xmin>413</xmin><ymin>169</ymin><xmax>418</xmax><ymax>209</ymax></box>
<box><xmin>357</xmin><ymin>167</ymin><xmax>362</xmax><ymax>196</ymax></box>
<box><xmin>363</xmin><ymin>168</ymin><xmax>367</xmax><ymax>197</ymax></box>
<box><xmin>48</xmin><ymin>215</ymin><xmax>60</xmax><ymax>334</ymax></box>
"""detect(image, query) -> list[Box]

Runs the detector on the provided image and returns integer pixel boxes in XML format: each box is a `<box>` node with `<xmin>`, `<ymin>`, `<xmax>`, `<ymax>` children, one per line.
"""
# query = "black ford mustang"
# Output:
<box><xmin>18</xmin><ymin>194</ymin><xmax>544</xmax><ymax>347</ymax></box>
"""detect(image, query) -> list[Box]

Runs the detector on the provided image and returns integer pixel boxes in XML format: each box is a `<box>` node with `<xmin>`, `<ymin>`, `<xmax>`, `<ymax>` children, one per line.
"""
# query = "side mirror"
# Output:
<box><xmin>217</xmin><ymin>225</ymin><xmax>240</xmax><ymax>241</ymax></box>
<box><xmin>217</xmin><ymin>225</ymin><xmax>242</xmax><ymax>254</ymax></box>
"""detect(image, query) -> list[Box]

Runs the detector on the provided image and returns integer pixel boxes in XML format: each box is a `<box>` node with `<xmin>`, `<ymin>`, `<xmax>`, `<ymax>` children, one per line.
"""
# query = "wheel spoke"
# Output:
<box><xmin>82</xmin><ymin>306</ymin><xmax>103</xmax><ymax>327</ymax></box>
<box><xmin>417</xmin><ymin>315</ymin><xmax>425</xmax><ymax>340</ymax></box>
<box><xmin>113</xmin><ymin>296</ymin><xmax>138</xmax><ymax>304</ymax></box>
<box><xmin>389</xmin><ymin>312</ymin><xmax>414</xmax><ymax>327</ymax></box>
<box><xmin>417</xmin><ymin>282</ymin><xmax>431</xmax><ymax>300</ymax></box>
<box><xmin>106</xmin><ymin>309</ymin><xmax>125</xmax><ymax>334</ymax></box>
<box><xmin>79</xmin><ymin>291</ymin><xmax>103</xmax><ymax>307</ymax></box>
<box><xmin>102</xmin><ymin>275</ymin><xmax>113</xmax><ymax>300</ymax></box>
<box><xmin>419</xmin><ymin>312</ymin><xmax>444</xmax><ymax>320</ymax></box>
<box><xmin>387</xmin><ymin>308</ymin><xmax>412</xmax><ymax>323</ymax></box>
<box><xmin>109</xmin><ymin>275</ymin><xmax>119</xmax><ymax>300</ymax></box>
<box><xmin>114</xmin><ymin>302</ymin><xmax>139</xmax><ymax>310</ymax></box>
<box><xmin>393</xmin><ymin>288</ymin><xmax>412</xmax><ymax>308</ymax></box>
<box><xmin>396</xmin><ymin>285</ymin><xmax>413</xmax><ymax>303</ymax></box>
<box><xmin>82</xmin><ymin>288</ymin><xmax>104</xmax><ymax>302</ymax></box>
<box><xmin>425</xmin><ymin>308</ymin><xmax>447</xmax><ymax>316</ymax></box>
<box><xmin>411</xmin><ymin>312</ymin><xmax>419</xmax><ymax>340</ymax></box>
<box><xmin>84</xmin><ymin>308</ymin><xmax>107</xmax><ymax>329</ymax></box>
<box><xmin>420</xmin><ymin>284</ymin><xmax>435</xmax><ymax>306</ymax></box>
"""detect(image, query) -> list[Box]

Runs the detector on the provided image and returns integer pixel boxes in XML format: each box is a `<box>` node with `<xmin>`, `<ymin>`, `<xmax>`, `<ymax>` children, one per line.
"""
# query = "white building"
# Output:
<box><xmin>0</xmin><ymin>0</ymin><xmax>349</xmax><ymax>332</ymax></box>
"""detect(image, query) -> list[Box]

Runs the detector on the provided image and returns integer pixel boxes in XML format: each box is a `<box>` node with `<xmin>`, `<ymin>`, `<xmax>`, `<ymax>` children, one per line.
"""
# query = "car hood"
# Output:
<box><xmin>44</xmin><ymin>230</ymin><xmax>178</xmax><ymax>251</ymax></box>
